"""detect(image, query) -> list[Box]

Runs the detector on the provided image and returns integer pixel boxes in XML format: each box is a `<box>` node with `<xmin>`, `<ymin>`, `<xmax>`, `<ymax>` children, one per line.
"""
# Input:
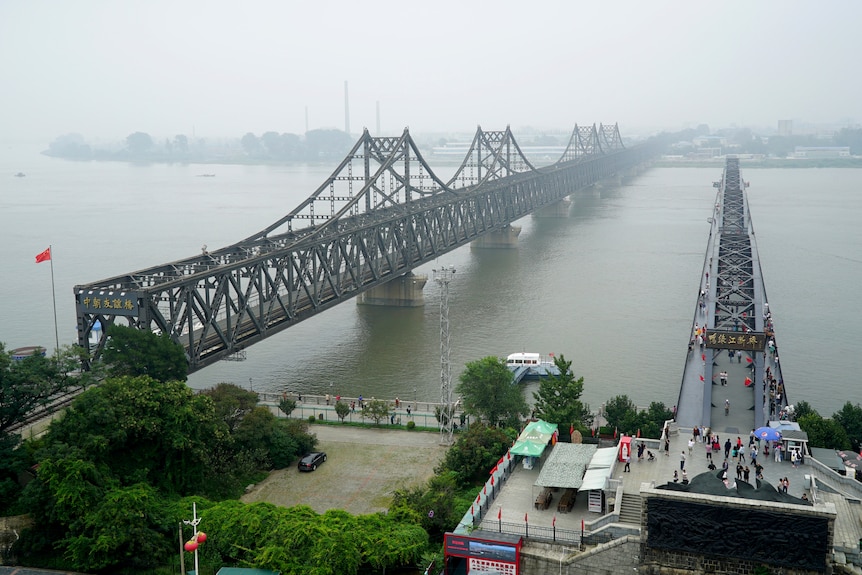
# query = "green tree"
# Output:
<box><xmin>390</xmin><ymin>471</ymin><xmax>466</xmax><ymax>541</ymax></box>
<box><xmin>603</xmin><ymin>394</ymin><xmax>637</xmax><ymax>432</ymax></box>
<box><xmin>334</xmin><ymin>400</ymin><xmax>350</xmax><ymax>422</ymax></box>
<box><xmin>61</xmin><ymin>483</ymin><xmax>172</xmax><ymax>571</ymax></box>
<box><xmin>241</xmin><ymin>132</ymin><xmax>260</xmax><ymax>155</ymax></box>
<box><xmin>0</xmin><ymin>343</ymin><xmax>92</xmax><ymax>436</ymax></box>
<box><xmin>532</xmin><ymin>354</ymin><xmax>592</xmax><ymax>438</ymax></box>
<box><xmin>638</xmin><ymin>401</ymin><xmax>674</xmax><ymax>439</ymax></box>
<box><xmin>101</xmin><ymin>324</ymin><xmax>188</xmax><ymax>382</ymax></box>
<box><xmin>201</xmin><ymin>500</ymin><xmax>427</xmax><ymax>574</ymax></box>
<box><xmin>304</xmin><ymin>128</ymin><xmax>353</xmax><ymax>160</ymax></box>
<box><xmin>456</xmin><ymin>356</ymin><xmax>528</xmax><ymax>428</ymax></box>
<box><xmin>44</xmin><ymin>375</ymin><xmax>218</xmax><ymax>495</ymax></box>
<box><xmin>279</xmin><ymin>396</ymin><xmax>297</xmax><ymax>417</ymax></box>
<box><xmin>798</xmin><ymin>413</ymin><xmax>851</xmax><ymax>450</ymax></box>
<box><xmin>792</xmin><ymin>400</ymin><xmax>818</xmax><ymax>421</ymax></box>
<box><xmin>436</xmin><ymin>423</ymin><xmax>514</xmax><ymax>486</ymax></box>
<box><xmin>834</xmin><ymin>127</ymin><xmax>862</xmax><ymax>155</ymax></box>
<box><xmin>261</xmin><ymin>131</ymin><xmax>283</xmax><ymax>158</ymax></box>
<box><xmin>125</xmin><ymin>131</ymin><xmax>154</xmax><ymax>155</ymax></box>
<box><xmin>203</xmin><ymin>382</ymin><xmax>259</xmax><ymax>431</ymax></box>
<box><xmin>172</xmin><ymin>134</ymin><xmax>189</xmax><ymax>154</ymax></box>
<box><xmin>362</xmin><ymin>399</ymin><xmax>390</xmax><ymax>425</ymax></box>
<box><xmin>832</xmin><ymin>402</ymin><xmax>862</xmax><ymax>452</ymax></box>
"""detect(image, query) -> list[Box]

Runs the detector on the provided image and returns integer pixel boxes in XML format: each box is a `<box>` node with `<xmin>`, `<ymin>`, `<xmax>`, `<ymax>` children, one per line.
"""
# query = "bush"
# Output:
<box><xmin>406</xmin><ymin>421</ymin><xmax>416</xmax><ymax>430</ymax></box>
<box><xmin>308</xmin><ymin>415</ymin><xmax>316</xmax><ymax>423</ymax></box>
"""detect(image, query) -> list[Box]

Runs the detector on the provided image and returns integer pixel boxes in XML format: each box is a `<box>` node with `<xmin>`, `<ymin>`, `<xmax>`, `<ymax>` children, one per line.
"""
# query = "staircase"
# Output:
<box><xmin>618</xmin><ymin>493</ymin><xmax>643</xmax><ymax>526</ymax></box>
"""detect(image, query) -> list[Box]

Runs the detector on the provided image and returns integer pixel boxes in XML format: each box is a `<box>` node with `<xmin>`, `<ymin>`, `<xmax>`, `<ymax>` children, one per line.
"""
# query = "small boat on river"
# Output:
<box><xmin>505</xmin><ymin>352</ymin><xmax>562</xmax><ymax>379</ymax></box>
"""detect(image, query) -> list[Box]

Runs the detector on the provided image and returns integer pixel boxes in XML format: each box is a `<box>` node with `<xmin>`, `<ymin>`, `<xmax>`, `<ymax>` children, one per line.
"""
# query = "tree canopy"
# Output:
<box><xmin>202</xmin><ymin>500</ymin><xmax>428</xmax><ymax>574</ymax></box>
<box><xmin>11</xmin><ymin>378</ymin><xmax>318</xmax><ymax>571</ymax></box>
<box><xmin>436</xmin><ymin>423</ymin><xmax>514</xmax><ymax>486</ymax></box>
<box><xmin>101</xmin><ymin>324</ymin><xmax>188</xmax><ymax>382</ymax></box>
<box><xmin>832</xmin><ymin>402</ymin><xmax>862</xmax><ymax>453</ymax></box>
<box><xmin>361</xmin><ymin>399</ymin><xmax>390</xmax><ymax>425</ymax></box>
<box><xmin>0</xmin><ymin>343</ymin><xmax>93</xmax><ymax>437</ymax></box>
<box><xmin>532</xmin><ymin>354</ymin><xmax>593</xmax><ymax>437</ymax></box>
<box><xmin>602</xmin><ymin>394</ymin><xmax>672</xmax><ymax>439</ymax></box>
<box><xmin>456</xmin><ymin>356</ymin><xmax>528</xmax><ymax>428</ymax></box>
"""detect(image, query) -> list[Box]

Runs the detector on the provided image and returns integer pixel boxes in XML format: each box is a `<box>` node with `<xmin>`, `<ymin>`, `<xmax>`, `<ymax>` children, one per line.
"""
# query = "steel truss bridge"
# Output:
<box><xmin>75</xmin><ymin>123</ymin><xmax>662</xmax><ymax>374</ymax></box>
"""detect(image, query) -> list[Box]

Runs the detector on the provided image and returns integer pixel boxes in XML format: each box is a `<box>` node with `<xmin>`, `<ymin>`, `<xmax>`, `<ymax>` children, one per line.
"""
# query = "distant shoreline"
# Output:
<box><xmin>40</xmin><ymin>149</ymin><xmax>862</xmax><ymax>170</ymax></box>
<box><xmin>653</xmin><ymin>158</ymin><xmax>862</xmax><ymax>169</ymax></box>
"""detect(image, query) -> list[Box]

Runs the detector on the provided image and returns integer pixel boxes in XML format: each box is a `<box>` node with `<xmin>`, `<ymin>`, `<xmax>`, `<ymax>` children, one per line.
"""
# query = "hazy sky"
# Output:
<box><xmin>2</xmin><ymin>1</ymin><xmax>860</xmax><ymax>143</ymax></box>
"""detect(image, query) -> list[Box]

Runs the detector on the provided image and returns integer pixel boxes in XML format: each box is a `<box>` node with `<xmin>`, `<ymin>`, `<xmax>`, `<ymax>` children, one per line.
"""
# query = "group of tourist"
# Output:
<box><xmin>677</xmin><ymin>426</ymin><xmax>777</xmax><ymax>485</ymax></box>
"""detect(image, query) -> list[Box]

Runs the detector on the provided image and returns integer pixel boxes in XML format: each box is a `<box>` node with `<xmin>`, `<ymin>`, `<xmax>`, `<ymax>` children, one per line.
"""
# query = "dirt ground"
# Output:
<box><xmin>241</xmin><ymin>424</ymin><xmax>448</xmax><ymax>515</ymax></box>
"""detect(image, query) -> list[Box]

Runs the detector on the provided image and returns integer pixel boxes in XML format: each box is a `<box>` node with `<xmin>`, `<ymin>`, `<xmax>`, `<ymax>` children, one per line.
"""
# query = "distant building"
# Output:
<box><xmin>793</xmin><ymin>146</ymin><xmax>850</xmax><ymax>158</ymax></box>
<box><xmin>777</xmin><ymin>119</ymin><xmax>793</xmax><ymax>136</ymax></box>
<box><xmin>692</xmin><ymin>135</ymin><xmax>727</xmax><ymax>148</ymax></box>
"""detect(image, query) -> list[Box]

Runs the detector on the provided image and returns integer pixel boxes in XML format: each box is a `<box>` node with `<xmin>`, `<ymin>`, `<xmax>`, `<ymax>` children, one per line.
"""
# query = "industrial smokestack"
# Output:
<box><xmin>344</xmin><ymin>81</ymin><xmax>350</xmax><ymax>135</ymax></box>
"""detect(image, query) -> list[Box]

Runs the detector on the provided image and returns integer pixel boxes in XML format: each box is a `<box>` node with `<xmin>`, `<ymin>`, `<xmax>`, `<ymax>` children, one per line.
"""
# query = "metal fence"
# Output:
<box><xmin>481</xmin><ymin>520</ymin><xmax>582</xmax><ymax>546</ymax></box>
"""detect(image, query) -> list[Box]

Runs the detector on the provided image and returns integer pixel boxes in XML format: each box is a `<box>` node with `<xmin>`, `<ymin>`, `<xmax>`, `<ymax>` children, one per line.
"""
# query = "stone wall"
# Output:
<box><xmin>639</xmin><ymin>486</ymin><xmax>836</xmax><ymax>575</ymax></box>
<box><xmin>521</xmin><ymin>535</ymin><xmax>640</xmax><ymax>575</ymax></box>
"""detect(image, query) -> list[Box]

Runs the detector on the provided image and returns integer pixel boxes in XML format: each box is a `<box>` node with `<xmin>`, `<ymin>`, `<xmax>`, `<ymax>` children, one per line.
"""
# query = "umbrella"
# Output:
<box><xmin>754</xmin><ymin>426</ymin><xmax>781</xmax><ymax>441</ymax></box>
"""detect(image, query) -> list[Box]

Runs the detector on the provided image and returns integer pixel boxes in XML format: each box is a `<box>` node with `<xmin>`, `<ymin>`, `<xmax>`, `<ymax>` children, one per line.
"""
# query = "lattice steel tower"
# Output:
<box><xmin>434</xmin><ymin>266</ymin><xmax>456</xmax><ymax>444</ymax></box>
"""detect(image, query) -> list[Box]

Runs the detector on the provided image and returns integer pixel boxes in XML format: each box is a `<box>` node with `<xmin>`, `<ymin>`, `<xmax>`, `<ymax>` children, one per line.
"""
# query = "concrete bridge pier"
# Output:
<box><xmin>470</xmin><ymin>225</ymin><xmax>522</xmax><ymax>249</ymax></box>
<box><xmin>533</xmin><ymin>198</ymin><xmax>572</xmax><ymax>218</ymax></box>
<box><xmin>356</xmin><ymin>272</ymin><xmax>428</xmax><ymax>307</ymax></box>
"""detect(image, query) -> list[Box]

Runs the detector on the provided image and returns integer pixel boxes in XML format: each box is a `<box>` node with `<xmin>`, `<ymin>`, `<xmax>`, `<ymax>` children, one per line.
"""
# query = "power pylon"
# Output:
<box><xmin>434</xmin><ymin>265</ymin><xmax>456</xmax><ymax>445</ymax></box>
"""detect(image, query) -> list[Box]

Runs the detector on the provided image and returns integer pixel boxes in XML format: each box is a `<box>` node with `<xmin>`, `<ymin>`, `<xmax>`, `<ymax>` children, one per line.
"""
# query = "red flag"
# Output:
<box><xmin>491</xmin><ymin>475</ymin><xmax>495</xmax><ymax>486</ymax></box>
<box><xmin>699</xmin><ymin>374</ymin><xmax>705</xmax><ymax>381</ymax></box>
<box><xmin>701</xmin><ymin>353</ymin><xmax>706</xmax><ymax>362</ymax></box>
<box><xmin>35</xmin><ymin>247</ymin><xmax>51</xmax><ymax>263</ymax></box>
<box><xmin>747</xmin><ymin>357</ymin><xmax>753</xmax><ymax>363</ymax></box>
<box><xmin>471</xmin><ymin>505</ymin><xmax>474</xmax><ymax>515</ymax></box>
<box><xmin>497</xmin><ymin>508</ymin><xmax>502</xmax><ymax>520</ymax></box>
<box><xmin>524</xmin><ymin>512</ymin><xmax>528</xmax><ymax>523</ymax></box>
<box><xmin>613</xmin><ymin>427</ymin><xmax>618</xmax><ymax>439</ymax></box>
<box><xmin>581</xmin><ymin>519</ymin><xmax>585</xmax><ymax>532</ymax></box>
<box><xmin>637</xmin><ymin>429</ymin><xmax>641</xmax><ymax>438</ymax></box>
<box><xmin>552</xmin><ymin>515</ymin><xmax>556</xmax><ymax>527</ymax></box>
<box><xmin>569</xmin><ymin>423</ymin><xmax>574</xmax><ymax>437</ymax></box>
<box><xmin>506</xmin><ymin>451</ymin><xmax>511</xmax><ymax>460</ymax></box>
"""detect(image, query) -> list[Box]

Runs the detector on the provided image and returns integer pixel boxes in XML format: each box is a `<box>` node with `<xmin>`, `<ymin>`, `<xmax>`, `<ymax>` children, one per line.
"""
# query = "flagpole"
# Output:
<box><xmin>48</xmin><ymin>245</ymin><xmax>60</xmax><ymax>356</ymax></box>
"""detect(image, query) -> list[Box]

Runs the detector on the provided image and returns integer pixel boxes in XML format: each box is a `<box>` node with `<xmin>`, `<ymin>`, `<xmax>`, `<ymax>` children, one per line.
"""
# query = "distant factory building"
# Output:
<box><xmin>793</xmin><ymin>146</ymin><xmax>851</xmax><ymax>158</ymax></box>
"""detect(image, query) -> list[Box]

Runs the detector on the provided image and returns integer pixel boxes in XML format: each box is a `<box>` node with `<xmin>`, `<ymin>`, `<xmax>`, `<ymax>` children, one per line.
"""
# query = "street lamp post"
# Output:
<box><xmin>182</xmin><ymin>502</ymin><xmax>206</xmax><ymax>575</ymax></box>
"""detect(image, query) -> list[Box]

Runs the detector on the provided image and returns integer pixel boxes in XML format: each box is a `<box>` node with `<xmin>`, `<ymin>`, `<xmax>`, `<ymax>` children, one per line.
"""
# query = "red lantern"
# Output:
<box><xmin>184</xmin><ymin>540</ymin><xmax>198</xmax><ymax>552</ymax></box>
<box><xmin>196</xmin><ymin>531</ymin><xmax>207</xmax><ymax>543</ymax></box>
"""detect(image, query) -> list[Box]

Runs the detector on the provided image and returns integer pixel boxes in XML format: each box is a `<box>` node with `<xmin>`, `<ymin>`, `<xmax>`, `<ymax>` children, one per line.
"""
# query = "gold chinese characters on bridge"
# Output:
<box><xmin>705</xmin><ymin>330</ymin><xmax>765</xmax><ymax>350</ymax></box>
<box><xmin>77</xmin><ymin>293</ymin><xmax>140</xmax><ymax>317</ymax></box>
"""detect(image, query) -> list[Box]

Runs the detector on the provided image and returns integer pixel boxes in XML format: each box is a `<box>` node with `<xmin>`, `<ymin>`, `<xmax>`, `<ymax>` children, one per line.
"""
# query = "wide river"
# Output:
<box><xmin>2</xmin><ymin>145</ymin><xmax>859</xmax><ymax>417</ymax></box>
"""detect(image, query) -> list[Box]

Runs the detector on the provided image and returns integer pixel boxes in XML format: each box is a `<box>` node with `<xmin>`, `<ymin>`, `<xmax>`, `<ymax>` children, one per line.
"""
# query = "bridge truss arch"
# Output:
<box><xmin>75</xmin><ymin>124</ymin><xmax>660</xmax><ymax>373</ymax></box>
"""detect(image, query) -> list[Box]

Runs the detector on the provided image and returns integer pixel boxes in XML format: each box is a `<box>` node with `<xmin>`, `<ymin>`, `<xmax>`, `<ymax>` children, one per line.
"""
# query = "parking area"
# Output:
<box><xmin>241</xmin><ymin>425</ymin><xmax>448</xmax><ymax>515</ymax></box>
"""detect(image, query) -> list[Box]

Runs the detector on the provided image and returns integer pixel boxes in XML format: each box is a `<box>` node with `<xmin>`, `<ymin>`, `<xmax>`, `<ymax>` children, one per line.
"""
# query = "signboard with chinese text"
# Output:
<box><xmin>78</xmin><ymin>292</ymin><xmax>140</xmax><ymax>317</ymax></box>
<box><xmin>704</xmin><ymin>330</ymin><xmax>765</xmax><ymax>350</ymax></box>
